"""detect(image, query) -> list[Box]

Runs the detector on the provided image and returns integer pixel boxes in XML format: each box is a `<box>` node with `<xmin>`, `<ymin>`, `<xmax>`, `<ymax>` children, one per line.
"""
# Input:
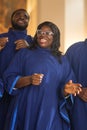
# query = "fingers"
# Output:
<box><xmin>64</xmin><ymin>80</ymin><xmax>82</xmax><ymax>96</ymax></box>
<box><xmin>0</xmin><ymin>46</ymin><xmax>5</xmax><ymax>51</ymax></box>
<box><xmin>0</xmin><ymin>37</ymin><xmax>8</xmax><ymax>47</ymax></box>
<box><xmin>34</xmin><ymin>73</ymin><xmax>44</xmax><ymax>83</ymax></box>
<box><xmin>31</xmin><ymin>73</ymin><xmax>44</xmax><ymax>85</ymax></box>
<box><xmin>68</xmin><ymin>80</ymin><xmax>72</xmax><ymax>84</ymax></box>
<box><xmin>71</xmin><ymin>85</ymin><xmax>82</xmax><ymax>96</ymax></box>
<box><xmin>78</xmin><ymin>87</ymin><xmax>87</xmax><ymax>102</ymax></box>
<box><xmin>14</xmin><ymin>40</ymin><xmax>28</xmax><ymax>50</ymax></box>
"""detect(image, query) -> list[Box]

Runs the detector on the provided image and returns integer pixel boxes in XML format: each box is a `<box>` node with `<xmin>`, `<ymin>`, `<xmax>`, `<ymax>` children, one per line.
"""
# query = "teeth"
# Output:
<box><xmin>18</xmin><ymin>20</ymin><xmax>23</xmax><ymax>23</ymax></box>
<box><xmin>40</xmin><ymin>39</ymin><xmax>46</xmax><ymax>42</ymax></box>
<box><xmin>19</xmin><ymin>21</ymin><xmax>23</xmax><ymax>23</ymax></box>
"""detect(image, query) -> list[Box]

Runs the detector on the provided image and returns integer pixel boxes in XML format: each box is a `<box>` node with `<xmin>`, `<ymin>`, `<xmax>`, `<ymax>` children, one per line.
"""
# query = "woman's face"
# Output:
<box><xmin>37</xmin><ymin>25</ymin><xmax>54</xmax><ymax>49</ymax></box>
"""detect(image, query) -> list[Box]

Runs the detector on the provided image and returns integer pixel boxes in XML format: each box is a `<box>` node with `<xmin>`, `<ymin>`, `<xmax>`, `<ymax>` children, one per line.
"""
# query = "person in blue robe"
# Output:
<box><xmin>3</xmin><ymin>21</ymin><xmax>81</xmax><ymax>130</ymax></box>
<box><xmin>0</xmin><ymin>9</ymin><xmax>33</xmax><ymax>130</ymax></box>
<box><xmin>65</xmin><ymin>39</ymin><xmax>87</xmax><ymax>130</ymax></box>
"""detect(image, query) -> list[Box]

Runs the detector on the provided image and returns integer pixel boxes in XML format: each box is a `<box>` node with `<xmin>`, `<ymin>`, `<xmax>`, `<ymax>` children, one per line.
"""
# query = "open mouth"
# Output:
<box><xmin>17</xmin><ymin>19</ymin><xmax>24</xmax><ymax>24</ymax></box>
<box><xmin>40</xmin><ymin>39</ymin><xmax>47</xmax><ymax>42</ymax></box>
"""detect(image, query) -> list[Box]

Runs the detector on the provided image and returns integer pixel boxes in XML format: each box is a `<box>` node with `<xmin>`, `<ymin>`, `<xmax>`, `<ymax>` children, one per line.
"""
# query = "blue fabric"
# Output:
<box><xmin>3</xmin><ymin>47</ymin><xmax>76</xmax><ymax>130</ymax></box>
<box><xmin>0</xmin><ymin>28</ymin><xmax>33</xmax><ymax>130</ymax></box>
<box><xmin>0</xmin><ymin>28</ymin><xmax>33</xmax><ymax>78</ymax></box>
<box><xmin>0</xmin><ymin>79</ymin><xmax>4</xmax><ymax>97</ymax></box>
<box><xmin>66</xmin><ymin>39</ymin><xmax>87</xmax><ymax>130</ymax></box>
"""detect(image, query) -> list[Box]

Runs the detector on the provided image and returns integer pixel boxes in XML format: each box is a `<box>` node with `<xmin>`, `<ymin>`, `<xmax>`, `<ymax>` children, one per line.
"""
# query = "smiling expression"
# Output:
<box><xmin>11</xmin><ymin>10</ymin><xmax>29</xmax><ymax>30</ymax></box>
<box><xmin>37</xmin><ymin>25</ymin><xmax>54</xmax><ymax>49</ymax></box>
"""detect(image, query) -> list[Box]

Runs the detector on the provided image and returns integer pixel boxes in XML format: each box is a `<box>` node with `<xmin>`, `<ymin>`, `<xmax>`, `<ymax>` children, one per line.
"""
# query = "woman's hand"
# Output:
<box><xmin>64</xmin><ymin>80</ymin><xmax>82</xmax><ymax>97</ymax></box>
<box><xmin>78</xmin><ymin>87</ymin><xmax>87</xmax><ymax>102</ymax></box>
<box><xmin>15</xmin><ymin>73</ymin><xmax>44</xmax><ymax>88</ymax></box>
<box><xmin>31</xmin><ymin>73</ymin><xmax>44</xmax><ymax>85</ymax></box>
<box><xmin>15</xmin><ymin>39</ymin><xmax>29</xmax><ymax>50</ymax></box>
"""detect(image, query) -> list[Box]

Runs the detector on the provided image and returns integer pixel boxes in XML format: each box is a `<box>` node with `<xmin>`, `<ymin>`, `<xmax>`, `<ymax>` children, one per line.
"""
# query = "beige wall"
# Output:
<box><xmin>27</xmin><ymin>0</ymin><xmax>38</xmax><ymax>36</ymax></box>
<box><xmin>84</xmin><ymin>0</ymin><xmax>87</xmax><ymax>38</ymax></box>
<box><xmin>64</xmin><ymin>0</ymin><xmax>85</xmax><ymax>52</ymax></box>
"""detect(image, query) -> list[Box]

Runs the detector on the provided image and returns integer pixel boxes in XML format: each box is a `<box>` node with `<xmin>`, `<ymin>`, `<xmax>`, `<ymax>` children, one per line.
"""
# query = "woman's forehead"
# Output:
<box><xmin>39</xmin><ymin>25</ymin><xmax>52</xmax><ymax>30</ymax></box>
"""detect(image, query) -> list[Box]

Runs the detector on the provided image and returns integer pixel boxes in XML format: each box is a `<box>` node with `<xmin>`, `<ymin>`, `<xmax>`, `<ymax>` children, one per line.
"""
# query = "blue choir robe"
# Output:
<box><xmin>0</xmin><ymin>28</ymin><xmax>33</xmax><ymax>130</ymax></box>
<box><xmin>66</xmin><ymin>39</ymin><xmax>87</xmax><ymax>130</ymax></box>
<box><xmin>3</xmin><ymin>47</ymin><xmax>76</xmax><ymax>130</ymax></box>
<box><xmin>0</xmin><ymin>79</ymin><xmax>4</xmax><ymax>97</ymax></box>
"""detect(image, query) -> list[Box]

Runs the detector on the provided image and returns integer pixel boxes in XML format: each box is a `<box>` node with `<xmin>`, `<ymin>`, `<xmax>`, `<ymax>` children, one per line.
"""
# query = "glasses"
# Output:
<box><xmin>37</xmin><ymin>30</ymin><xmax>54</xmax><ymax>36</ymax></box>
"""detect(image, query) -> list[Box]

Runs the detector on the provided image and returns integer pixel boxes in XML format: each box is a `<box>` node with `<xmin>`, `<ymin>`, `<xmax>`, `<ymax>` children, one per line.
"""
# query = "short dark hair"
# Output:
<box><xmin>11</xmin><ymin>8</ymin><xmax>30</xmax><ymax>20</ymax></box>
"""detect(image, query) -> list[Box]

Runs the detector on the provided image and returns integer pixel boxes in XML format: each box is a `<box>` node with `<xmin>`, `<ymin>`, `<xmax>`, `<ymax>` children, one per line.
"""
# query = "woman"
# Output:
<box><xmin>3</xmin><ymin>21</ymin><xmax>81</xmax><ymax>130</ymax></box>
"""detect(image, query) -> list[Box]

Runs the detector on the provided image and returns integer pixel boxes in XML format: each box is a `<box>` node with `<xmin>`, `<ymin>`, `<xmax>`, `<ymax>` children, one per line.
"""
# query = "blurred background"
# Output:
<box><xmin>0</xmin><ymin>0</ymin><xmax>87</xmax><ymax>52</ymax></box>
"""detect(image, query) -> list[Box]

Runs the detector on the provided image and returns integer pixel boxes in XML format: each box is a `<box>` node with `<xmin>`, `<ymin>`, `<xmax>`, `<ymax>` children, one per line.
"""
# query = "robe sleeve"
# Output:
<box><xmin>0</xmin><ymin>78</ymin><xmax>4</xmax><ymax>97</ymax></box>
<box><xmin>3</xmin><ymin>49</ymin><xmax>27</xmax><ymax>95</ymax></box>
<box><xmin>58</xmin><ymin>56</ymin><xmax>76</xmax><ymax>124</ymax></box>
